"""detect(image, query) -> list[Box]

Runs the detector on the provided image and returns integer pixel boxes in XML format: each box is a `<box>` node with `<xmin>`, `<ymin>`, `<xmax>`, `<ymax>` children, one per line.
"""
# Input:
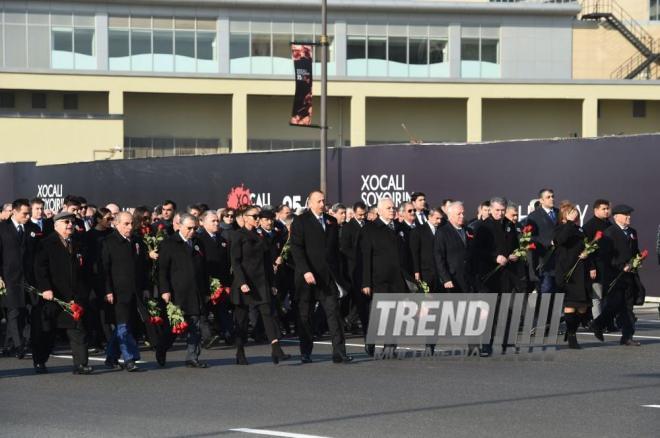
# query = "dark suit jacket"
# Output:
<box><xmin>339</xmin><ymin>218</ymin><xmax>364</xmax><ymax>285</ymax></box>
<box><xmin>34</xmin><ymin>232</ymin><xmax>89</xmax><ymax>328</ymax></box>
<box><xmin>0</xmin><ymin>220</ymin><xmax>40</xmax><ymax>308</ymax></box>
<box><xmin>397</xmin><ymin>221</ymin><xmax>416</xmax><ymax>277</ymax></box>
<box><xmin>230</xmin><ymin>227</ymin><xmax>275</xmax><ymax>306</ymax></box>
<box><xmin>471</xmin><ymin>217</ymin><xmax>519</xmax><ymax>293</ymax></box>
<box><xmin>290</xmin><ymin>211</ymin><xmax>344</xmax><ymax>291</ymax></box>
<box><xmin>410</xmin><ymin>222</ymin><xmax>438</xmax><ymax>288</ymax></box>
<box><xmin>526</xmin><ymin>206</ymin><xmax>559</xmax><ymax>273</ymax></box>
<box><xmin>582</xmin><ymin>216</ymin><xmax>612</xmax><ymax>284</ymax></box>
<box><xmin>259</xmin><ymin>227</ymin><xmax>287</xmax><ymax>266</ymax></box>
<box><xmin>435</xmin><ymin>225</ymin><xmax>472</xmax><ymax>293</ymax></box>
<box><xmin>360</xmin><ymin>219</ymin><xmax>408</xmax><ymax>293</ymax></box>
<box><xmin>100</xmin><ymin>231</ymin><xmax>149</xmax><ymax>304</ymax></box>
<box><xmin>31</xmin><ymin>218</ymin><xmax>54</xmax><ymax>236</ymax></box>
<box><xmin>197</xmin><ymin>229</ymin><xmax>232</xmax><ymax>285</ymax></box>
<box><xmin>158</xmin><ymin>233</ymin><xmax>207</xmax><ymax>316</ymax></box>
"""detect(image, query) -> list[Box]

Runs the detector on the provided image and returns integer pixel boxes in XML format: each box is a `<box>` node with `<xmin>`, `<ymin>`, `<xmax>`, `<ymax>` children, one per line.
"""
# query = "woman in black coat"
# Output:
<box><xmin>553</xmin><ymin>202</ymin><xmax>595</xmax><ymax>349</ymax></box>
<box><xmin>231</xmin><ymin>206</ymin><xmax>290</xmax><ymax>365</ymax></box>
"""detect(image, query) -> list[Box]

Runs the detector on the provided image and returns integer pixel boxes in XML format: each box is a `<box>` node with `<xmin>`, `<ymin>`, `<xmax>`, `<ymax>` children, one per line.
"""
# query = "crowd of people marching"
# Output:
<box><xmin>0</xmin><ymin>188</ymin><xmax>652</xmax><ymax>375</ymax></box>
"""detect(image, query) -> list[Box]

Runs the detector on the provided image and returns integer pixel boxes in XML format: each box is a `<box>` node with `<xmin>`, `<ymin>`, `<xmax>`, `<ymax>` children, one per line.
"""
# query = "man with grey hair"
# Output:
<box><xmin>1</xmin><ymin>203</ymin><xmax>13</xmax><ymax>221</ymax></box>
<box><xmin>158</xmin><ymin>213</ymin><xmax>209</xmax><ymax>368</ymax></box>
<box><xmin>435</xmin><ymin>201</ymin><xmax>472</xmax><ymax>293</ymax></box>
<box><xmin>330</xmin><ymin>203</ymin><xmax>347</xmax><ymax>225</ymax></box>
<box><xmin>471</xmin><ymin>197</ymin><xmax>520</xmax><ymax>294</ymax></box>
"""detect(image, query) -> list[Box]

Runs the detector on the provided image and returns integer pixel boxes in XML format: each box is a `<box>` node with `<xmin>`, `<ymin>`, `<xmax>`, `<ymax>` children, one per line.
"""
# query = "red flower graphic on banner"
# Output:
<box><xmin>226</xmin><ymin>184</ymin><xmax>253</xmax><ymax>209</ymax></box>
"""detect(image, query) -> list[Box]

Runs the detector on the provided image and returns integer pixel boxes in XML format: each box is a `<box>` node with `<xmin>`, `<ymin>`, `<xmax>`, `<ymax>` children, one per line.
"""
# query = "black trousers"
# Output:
<box><xmin>595</xmin><ymin>286</ymin><xmax>635</xmax><ymax>340</ymax></box>
<box><xmin>296</xmin><ymin>282</ymin><xmax>346</xmax><ymax>357</ymax></box>
<box><xmin>234</xmin><ymin>303</ymin><xmax>278</xmax><ymax>347</ymax></box>
<box><xmin>4</xmin><ymin>307</ymin><xmax>28</xmax><ymax>350</ymax></box>
<box><xmin>31</xmin><ymin>306</ymin><xmax>89</xmax><ymax>367</ymax></box>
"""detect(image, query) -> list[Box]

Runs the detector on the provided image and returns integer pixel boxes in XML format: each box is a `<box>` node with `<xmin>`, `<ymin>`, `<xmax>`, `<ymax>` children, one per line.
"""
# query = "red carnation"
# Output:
<box><xmin>70</xmin><ymin>303</ymin><xmax>84</xmax><ymax>321</ymax></box>
<box><xmin>527</xmin><ymin>243</ymin><xmax>537</xmax><ymax>250</ymax></box>
<box><xmin>158</xmin><ymin>223</ymin><xmax>166</xmax><ymax>231</ymax></box>
<box><xmin>640</xmin><ymin>249</ymin><xmax>649</xmax><ymax>259</ymax></box>
<box><xmin>594</xmin><ymin>230</ymin><xmax>604</xmax><ymax>241</ymax></box>
<box><xmin>523</xmin><ymin>224</ymin><xmax>533</xmax><ymax>234</ymax></box>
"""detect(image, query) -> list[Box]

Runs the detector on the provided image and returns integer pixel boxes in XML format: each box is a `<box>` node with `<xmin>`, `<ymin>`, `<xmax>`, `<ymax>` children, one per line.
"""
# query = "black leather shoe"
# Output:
<box><xmin>125</xmin><ymin>361</ymin><xmax>141</xmax><ymax>372</ymax></box>
<box><xmin>185</xmin><ymin>360</ymin><xmax>209</xmax><ymax>368</ymax></box>
<box><xmin>155</xmin><ymin>349</ymin><xmax>166</xmax><ymax>367</ymax></box>
<box><xmin>104</xmin><ymin>358</ymin><xmax>123</xmax><ymax>370</ymax></box>
<box><xmin>332</xmin><ymin>354</ymin><xmax>353</xmax><ymax>364</ymax></box>
<box><xmin>1</xmin><ymin>348</ymin><xmax>12</xmax><ymax>357</ymax></box>
<box><xmin>365</xmin><ymin>344</ymin><xmax>375</xmax><ymax>357</ymax></box>
<box><xmin>620</xmin><ymin>338</ymin><xmax>641</xmax><ymax>347</ymax></box>
<box><xmin>590</xmin><ymin>322</ymin><xmax>605</xmax><ymax>342</ymax></box>
<box><xmin>271</xmin><ymin>342</ymin><xmax>291</xmax><ymax>365</ymax></box>
<box><xmin>34</xmin><ymin>363</ymin><xmax>48</xmax><ymax>374</ymax></box>
<box><xmin>15</xmin><ymin>347</ymin><xmax>26</xmax><ymax>360</ymax></box>
<box><xmin>300</xmin><ymin>354</ymin><xmax>313</xmax><ymax>364</ymax></box>
<box><xmin>73</xmin><ymin>365</ymin><xmax>94</xmax><ymax>375</ymax></box>
<box><xmin>236</xmin><ymin>347</ymin><xmax>249</xmax><ymax>365</ymax></box>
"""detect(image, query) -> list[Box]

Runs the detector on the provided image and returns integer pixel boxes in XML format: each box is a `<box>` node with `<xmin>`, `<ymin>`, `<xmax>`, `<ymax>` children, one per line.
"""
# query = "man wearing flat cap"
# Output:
<box><xmin>590</xmin><ymin>204</ymin><xmax>644</xmax><ymax>347</ymax></box>
<box><xmin>32</xmin><ymin>211</ymin><xmax>93</xmax><ymax>374</ymax></box>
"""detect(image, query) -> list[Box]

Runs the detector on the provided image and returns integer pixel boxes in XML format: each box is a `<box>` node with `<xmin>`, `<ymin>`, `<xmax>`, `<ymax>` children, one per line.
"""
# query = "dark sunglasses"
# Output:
<box><xmin>245</xmin><ymin>214</ymin><xmax>259</xmax><ymax>219</ymax></box>
<box><xmin>406</xmin><ymin>209</ymin><xmax>414</xmax><ymax>213</ymax></box>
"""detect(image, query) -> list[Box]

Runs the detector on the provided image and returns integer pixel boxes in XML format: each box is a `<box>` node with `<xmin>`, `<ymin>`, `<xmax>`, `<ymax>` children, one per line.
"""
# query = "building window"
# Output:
<box><xmin>51</xmin><ymin>14</ymin><xmax>96</xmax><ymax>70</ymax></box>
<box><xmin>108</xmin><ymin>16</ymin><xmax>217</xmax><ymax>73</ymax></box>
<box><xmin>347</xmin><ymin>24</ymin><xmax>448</xmax><ymax>78</ymax></box>
<box><xmin>632</xmin><ymin>100</ymin><xmax>646</xmax><ymax>118</ymax></box>
<box><xmin>229</xmin><ymin>21</ymin><xmax>335</xmax><ymax>76</ymax></box>
<box><xmin>461</xmin><ymin>27</ymin><xmax>500</xmax><ymax>78</ymax></box>
<box><xmin>0</xmin><ymin>92</ymin><xmax>16</xmax><ymax>108</ymax></box>
<box><xmin>652</xmin><ymin>0</ymin><xmax>660</xmax><ymax>20</ymax></box>
<box><xmin>32</xmin><ymin>92</ymin><xmax>47</xmax><ymax>109</ymax></box>
<box><xmin>63</xmin><ymin>93</ymin><xmax>78</xmax><ymax>110</ymax></box>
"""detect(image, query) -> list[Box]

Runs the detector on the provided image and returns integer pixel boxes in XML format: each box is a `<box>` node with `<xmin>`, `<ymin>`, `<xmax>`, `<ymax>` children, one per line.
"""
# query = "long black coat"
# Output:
<box><xmin>100</xmin><ymin>231</ymin><xmax>149</xmax><ymax>304</ymax></box>
<box><xmin>33</xmin><ymin>232</ymin><xmax>89</xmax><ymax>328</ymax></box>
<box><xmin>410</xmin><ymin>222</ymin><xmax>439</xmax><ymax>291</ymax></box>
<box><xmin>230</xmin><ymin>227</ymin><xmax>274</xmax><ymax>306</ymax></box>
<box><xmin>397</xmin><ymin>221</ymin><xmax>416</xmax><ymax>277</ymax></box>
<box><xmin>339</xmin><ymin>218</ymin><xmax>363</xmax><ymax>285</ymax></box>
<box><xmin>471</xmin><ymin>217</ymin><xmax>520</xmax><ymax>293</ymax></box>
<box><xmin>602</xmin><ymin>224</ymin><xmax>645</xmax><ymax>302</ymax></box>
<box><xmin>435</xmin><ymin>225</ymin><xmax>472</xmax><ymax>293</ymax></box>
<box><xmin>553</xmin><ymin>222</ymin><xmax>593</xmax><ymax>307</ymax></box>
<box><xmin>360</xmin><ymin>219</ymin><xmax>408</xmax><ymax>293</ymax></box>
<box><xmin>0</xmin><ymin>220</ymin><xmax>41</xmax><ymax>308</ymax></box>
<box><xmin>582</xmin><ymin>216</ymin><xmax>612</xmax><ymax>284</ymax></box>
<box><xmin>30</xmin><ymin>217</ymin><xmax>54</xmax><ymax>236</ymax></box>
<box><xmin>158</xmin><ymin>233</ymin><xmax>207</xmax><ymax>316</ymax></box>
<box><xmin>290</xmin><ymin>211</ymin><xmax>344</xmax><ymax>292</ymax></box>
<box><xmin>197</xmin><ymin>230</ymin><xmax>232</xmax><ymax>286</ymax></box>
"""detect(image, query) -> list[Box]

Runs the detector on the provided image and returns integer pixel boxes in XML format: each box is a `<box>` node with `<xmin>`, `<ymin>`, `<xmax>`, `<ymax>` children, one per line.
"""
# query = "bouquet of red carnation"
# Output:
<box><xmin>607</xmin><ymin>249</ymin><xmax>649</xmax><ymax>293</ymax></box>
<box><xmin>146</xmin><ymin>298</ymin><xmax>164</xmax><ymax>325</ymax></box>
<box><xmin>24</xmin><ymin>283</ymin><xmax>84</xmax><ymax>321</ymax></box>
<box><xmin>144</xmin><ymin>225</ymin><xmax>166</xmax><ymax>253</ymax></box>
<box><xmin>166</xmin><ymin>301</ymin><xmax>188</xmax><ymax>334</ymax></box>
<box><xmin>416</xmin><ymin>279</ymin><xmax>430</xmax><ymax>294</ymax></box>
<box><xmin>565</xmin><ymin>230</ymin><xmax>603</xmax><ymax>282</ymax></box>
<box><xmin>209</xmin><ymin>278</ymin><xmax>231</xmax><ymax>305</ymax></box>
<box><xmin>482</xmin><ymin>226</ymin><xmax>535</xmax><ymax>283</ymax></box>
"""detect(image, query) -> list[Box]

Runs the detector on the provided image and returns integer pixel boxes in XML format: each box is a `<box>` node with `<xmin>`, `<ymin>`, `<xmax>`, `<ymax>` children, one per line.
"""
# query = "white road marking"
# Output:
<box><xmin>641</xmin><ymin>405</ymin><xmax>660</xmax><ymax>409</ymax></box>
<box><xmin>578</xmin><ymin>333</ymin><xmax>660</xmax><ymax>340</ymax></box>
<box><xmin>49</xmin><ymin>354</ymin><xmax>146</xmax><ymax>364</ymax></box>
<box><xmin>229</xmin><ymin>428</ymin><xmax>332</xmax><ymax>438</ymax></box>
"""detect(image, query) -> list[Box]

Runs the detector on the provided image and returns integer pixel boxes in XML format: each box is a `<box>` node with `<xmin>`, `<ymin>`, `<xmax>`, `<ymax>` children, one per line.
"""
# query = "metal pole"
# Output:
<box><xmin>320</xmin><ymin>0</ymin><xmax>328</xmax><ymax>193</ymax></box>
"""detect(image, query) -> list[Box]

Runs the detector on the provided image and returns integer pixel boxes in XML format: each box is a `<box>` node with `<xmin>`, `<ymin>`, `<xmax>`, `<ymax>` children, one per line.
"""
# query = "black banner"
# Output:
<box><xmin>1</xmin><ymin>135</ymin><xmax>659</xmax><ymax>296</ymax></box>
<box><xmin>290</xmin><ymin>44</ymin><xmax>313</xmax><ymax>127</ymax></box>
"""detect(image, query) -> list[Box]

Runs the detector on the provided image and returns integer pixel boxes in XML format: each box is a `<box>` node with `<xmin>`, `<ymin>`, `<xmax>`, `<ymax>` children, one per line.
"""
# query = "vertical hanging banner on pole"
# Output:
<box><xmin>290</xmin><ymin>44</ymin><xmax>313</xmax><ymax>126</ymax></box>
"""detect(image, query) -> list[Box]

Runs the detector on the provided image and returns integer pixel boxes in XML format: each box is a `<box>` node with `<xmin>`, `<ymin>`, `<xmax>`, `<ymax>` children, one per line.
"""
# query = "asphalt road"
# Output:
<box><xmin>1</xmin><ymin>305</ymin><xmax>660</xmax><ymax>438</ymax></box>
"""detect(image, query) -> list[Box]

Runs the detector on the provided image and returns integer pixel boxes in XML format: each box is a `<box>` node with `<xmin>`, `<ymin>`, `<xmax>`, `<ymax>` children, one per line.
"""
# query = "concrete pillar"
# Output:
<box><xmin>350</xmin><ymin>94</ymin><xmax>366</xmax><ymax>146</ymax></box>
<box><xmin>232</xmin><ymin>92</ymin><xmax>248</xmax><ymax>153</ymax></box>
<box><xmin>582</xmin><ymin>97</ymin><xmax>598</xmax><ymax>138</ymax></box>
<box><xmin>466</xmin><ymin>96</ymin><xmax>482</xmax><ymax>142</ymax></box>
<box><xmin>108</xmin><ymin>90</ymin><xmax>123</xmax><ymax>115</ymax></box>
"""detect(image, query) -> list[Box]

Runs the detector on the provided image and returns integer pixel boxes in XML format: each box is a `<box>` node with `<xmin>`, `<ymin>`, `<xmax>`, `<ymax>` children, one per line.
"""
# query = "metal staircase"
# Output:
<box><xmin>581</xmin><ymin>0</ymin><xmax>660</xmax><ymax>79</ymax></box>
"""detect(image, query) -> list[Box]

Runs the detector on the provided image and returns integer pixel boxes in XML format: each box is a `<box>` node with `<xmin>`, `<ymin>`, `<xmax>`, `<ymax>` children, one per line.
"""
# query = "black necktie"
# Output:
<box><xmin>548</xmin><ymin>209</ymin><xmax>556</xmax><ymax>224</ymax></box>
<box><xmin>388</xmin><ymin>222</ymin><xmax>395</xmax><ymax>231</ymax></box>
<box><xmin>17</xmin><ymin>224</ymin><xmax>24</xmax><ymax>241</ymax></box>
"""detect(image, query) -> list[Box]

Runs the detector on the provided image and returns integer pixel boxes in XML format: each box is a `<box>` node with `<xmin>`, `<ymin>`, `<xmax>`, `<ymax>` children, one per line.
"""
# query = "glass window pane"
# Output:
<box><xmin>74</xmin><ymin>28</ymin><xmax>95</xmax><ymax>69</ymax></box>
<box><xmin>28</xmin><ymin>12</ymin><xmax>49</xmax><ymax>25</ymax></box>
<box><xmin>230</xmin><ymin>33</ymin><xmax>250</xmax><ymax>59</ymax></box>
<box><xmin>131</xmin><ymin>17</ymin><xmax>151</xmax><ymax>29</ymax></box>
<box><xmin>5</xmin><ymin>11</ymin><xmax>27</xmax><ymax>24</ymax></box>
<box><xmin>74</xmin><ymin>14</ymin><xmax>94</xmax><ymax>27</ymax></box>
<box><xmin>109</xmin><ymin>29</ymin><xmax>129</xmax><ymax>70</ymax></box>
<box><xmin>429</xmin><ymin>39</ymin><xmax>447</xmax><ymax>64</ymax></box>
<box><xmin>251</xmin><ymin>34</ymin><xmax>271</xmax><ymax>56</ymax></box>
<box><xmin>6</xmin><ymin>24</ymin><xmax>28</xmax><ymax>68</ymax></box>
<box><xmin>314</xmin><ymin>36</ymin><xmax>334</xmax><ymax>62</ymax></box>
<box><xmin>153</xmin><ymin>30</ymin><xmax>174</xmax><ymax>71</ymax></box>
<box><xmin>461</xmin><ymin>39</ymin><xmax>479</xmax><ymax>61</ymax></box>
<box><xmin>481</xmin><ymin>39</ymin><xmax>499</xmax><ymax>64</ymax></box>
<box><xmin>131</xmin><ymin>29</ymin><xmax>152</xmax><ymax>71</ymax></box>
<box><xmin>109</xmin><ymin>16</ymin><xmax>129</xmax><ymax>28</ymax></box>
<box><xmin>175</xmin><ymin>31</ymin><xmax>195</xmax><ymax>72</ymax></box>
<box><xmin>347</xmin><ymin>36</ymin><xmax>366</xmax><ymax>59</ymax></box>
<box><xmin>196</xmin><ymin>31</ymin><xmax>216</xmax><ymax>60</ymax></box>
<box><xmin>388</xmin><ymin>36</ymin><xmax>406</xmax><ymax>63</ymax></box>
<box><xmin>153</xmin><ymin>17</ymin><xmax>173</xmax><ymax>29</ymax></box>
<box><xmin>197</xmin><ymin>18</ymin><xmax>216</xmax><ymax>31</ymax></box>
<box><xmin>175</xmin><ymin>17</ymin><xmax>195</xmax><ymax>30</ymax></box>
<box><xmin>273</xmin><ymin>33</ymin><xmax>291</xmax><ymax>59</ymax></box>
<box><xmin>409</xmin><ymin>38</ymin><xmax>427</xmax><ymax>65</ymax></box>
<box><xmin>367</xmin><ymin>37</ymin><xmax>386</xmax><ymax>60</ymax></box>
<box><xmin>28</xmin><ymin>25</ymin><xmax>50</xmax><ymax>68</ymax></box>
<box><xmin>51</xmin><ymin>27</ymin><xmax>73</xmax><ymax>69</ymax></box>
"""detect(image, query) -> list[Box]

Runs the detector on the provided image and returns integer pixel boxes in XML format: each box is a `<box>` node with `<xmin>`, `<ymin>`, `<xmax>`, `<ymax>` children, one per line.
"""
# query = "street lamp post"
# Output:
<box><xmin>320</xmin><ymin>0</ymin><xmax>328</xmax><ymax>193</ymax></box>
